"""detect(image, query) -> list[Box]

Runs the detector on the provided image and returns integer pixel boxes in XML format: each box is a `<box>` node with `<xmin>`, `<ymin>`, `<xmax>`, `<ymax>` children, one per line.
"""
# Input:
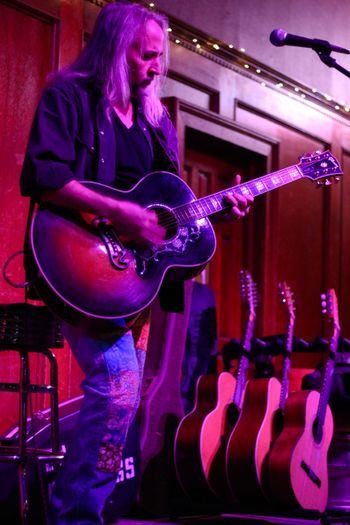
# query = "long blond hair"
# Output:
<box><xmin>53</xmin><ymin>2</ymin><xmax>169</xmax><ymax>126</ymax></box>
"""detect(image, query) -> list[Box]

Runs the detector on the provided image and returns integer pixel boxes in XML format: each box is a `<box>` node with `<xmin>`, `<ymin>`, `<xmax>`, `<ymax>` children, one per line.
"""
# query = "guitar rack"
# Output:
<box><xmin>0</xmin><ymin>302</ymin><xmax>65</xmax><ymax>525</ymax></box>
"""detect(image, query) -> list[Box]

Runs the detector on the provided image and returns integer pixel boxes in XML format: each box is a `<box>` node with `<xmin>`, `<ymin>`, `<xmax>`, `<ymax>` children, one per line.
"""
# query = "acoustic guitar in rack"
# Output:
<box><xmin>29</xmin><ymin>151</ymin><xmax>342</xmax><ymax>320</ymax></box>
<box><xmin>198</xmin><ymin>270</ymin><xmax>258</xmax><ymax>501</ymax></box>
<box><xmin>225</xmin><ymin>281</ymin><xmax>296</xmax><ymax>505</ymax></box>
<box><xmin>268</xmin><ymin>288</ymin><xmax>339</xmax><ymax>512</ymax></box>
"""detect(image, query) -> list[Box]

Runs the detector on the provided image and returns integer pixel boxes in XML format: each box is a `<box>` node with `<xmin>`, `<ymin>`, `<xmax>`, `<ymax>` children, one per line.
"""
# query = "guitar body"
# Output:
<box><xmin>174</xmin><ymin>373</ymin><xmax>234</xmax><ymax>501</ymax></box>
<box><xmin>199</xmin><ymin>372</ymin><xmax>237</xmax><ymax>500</ymax></box>
<box><xmin>197</xmin><ymin>270</ymin><xmax>258</xmax><ymax>501</ymax></box>
<box><xmin>225</xmin><ymin>377</ymin><xmax>281</xmax><ymax>505</ymax></box>
<box><xmin>30</xmin><ymin>172</ymin><xmax>215</xmax><ymax>319</ymax></box>
<box><xmin>268</xmin><ymin>389</ymin><xmax>333</xmax><ymax>512</ymax></box>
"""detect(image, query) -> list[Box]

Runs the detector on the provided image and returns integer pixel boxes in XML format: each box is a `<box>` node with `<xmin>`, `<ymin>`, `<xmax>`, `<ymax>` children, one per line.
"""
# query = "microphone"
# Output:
<box><xmin>270</xmin><ymin>29</ymin><xmax>350</xmax><ymax>55</ymax></box>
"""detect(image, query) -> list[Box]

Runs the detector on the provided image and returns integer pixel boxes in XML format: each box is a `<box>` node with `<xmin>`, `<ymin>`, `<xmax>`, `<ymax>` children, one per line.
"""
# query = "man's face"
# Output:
<box><xmin>127</xmin><ymin>19</ymin><xmax>164</xmax><ymax>96</ymax></box>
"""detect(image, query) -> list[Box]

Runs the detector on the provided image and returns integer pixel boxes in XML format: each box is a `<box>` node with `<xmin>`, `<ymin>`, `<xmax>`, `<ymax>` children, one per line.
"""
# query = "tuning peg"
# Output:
<box><xmin>324</xmin><ymin>178</ymin><xmax>332</xmax><ymax>186</ymax></box>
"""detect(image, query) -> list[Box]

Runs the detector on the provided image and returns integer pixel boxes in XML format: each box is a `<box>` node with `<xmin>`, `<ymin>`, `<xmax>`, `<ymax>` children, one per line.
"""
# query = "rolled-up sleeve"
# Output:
<box><xmin>20</xmin><ymin>83</ymin><xmax>80</xmax><ymax>198</ymax></box>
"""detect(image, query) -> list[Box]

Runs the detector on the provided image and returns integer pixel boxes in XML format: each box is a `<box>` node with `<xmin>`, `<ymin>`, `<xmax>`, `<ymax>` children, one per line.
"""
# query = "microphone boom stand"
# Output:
<box><xmin>316</xmin><ymin>50</ymin><xmax>350</xmax><ymax>79</ymax></box>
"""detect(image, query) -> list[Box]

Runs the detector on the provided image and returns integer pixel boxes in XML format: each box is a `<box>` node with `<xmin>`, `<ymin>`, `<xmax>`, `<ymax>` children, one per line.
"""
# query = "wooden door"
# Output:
<box><xmin>184</xmin><ymin>128</ymin><xmax>266</xmax><ymax>355</ymax></box>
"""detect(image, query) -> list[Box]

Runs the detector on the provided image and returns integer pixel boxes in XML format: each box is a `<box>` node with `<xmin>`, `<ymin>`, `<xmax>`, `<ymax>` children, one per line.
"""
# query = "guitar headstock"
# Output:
<box><xmin>321</xmin><ymin>288</ymin><xmax>340</xmax><ymax>351</ymax></box>
<box><xmin>240</xmin><ymin>270</ymin><xmax>258</xmax><ymax>319</ymax></box>
<box><xmin>298</xmin><ymin>150</ymin><xmax>342</xmax><ymax>186</ymax></box>
<box><xmin>278</xmin><ymin>281</ymin><xmax>296</xmax><ymax>322</ymax></box>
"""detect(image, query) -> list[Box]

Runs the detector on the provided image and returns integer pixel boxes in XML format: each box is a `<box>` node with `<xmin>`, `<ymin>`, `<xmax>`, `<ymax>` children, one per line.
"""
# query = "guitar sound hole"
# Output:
<box><xmin>226</xmin><ymin>402</ymin><xmax>240</xmax><ymax>427</ymax></box>
<box><xmin>152</xmin><ymin>206</ymin><xmax>178</xmax><ymax>241</ymax></box>
<box><xmin>312</xmin><ymin>416</ymin><xmax>323</xmax><ymax>444</ymax></box>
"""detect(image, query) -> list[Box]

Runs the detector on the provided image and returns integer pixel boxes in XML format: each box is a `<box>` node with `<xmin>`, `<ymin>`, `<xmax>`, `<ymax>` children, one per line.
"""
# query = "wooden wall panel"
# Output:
<box><xmin>0</xmin><ymin>0</ymin><xmax>85</xmax><ymax>435</ymax></box>
<box><xmin>235</xmin><ymin>103</ymin><xmax>332</xmax><ymax>341</ymax></box>
<box><xmin>339</xmin><ymin>150</ymin><xmax>350</xmax><ymax>336</ymax></box>
<box><xmin>0</xmin><ymin>2</ymin><xmax>57</xmax><ymax>304</ymax></box>
<box><xmin>0</xmin><ymin>0</ymin><xmax>59</xmax><ymax>434</ymax></box>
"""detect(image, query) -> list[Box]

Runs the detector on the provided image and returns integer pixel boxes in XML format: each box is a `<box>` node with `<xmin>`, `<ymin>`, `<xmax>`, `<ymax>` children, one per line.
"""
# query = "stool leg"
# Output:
<box><xmin>19</xmin><ymin>350</ymin><xmax>30</xmax><ymax>525</ymax></box>
<box><xmin>47</xmin><ymin>350</ymin><xmax>60</xmax><ymax>454</ymax></box>
<box><xmin>19</xmin><ymin>462</ymin><xmax>30</xmax><ymax>525</ymax></box>
<box><xmin>19</xmin><ymin>350</ymin><xmax>29</xmax><ymax>457</ymax></box>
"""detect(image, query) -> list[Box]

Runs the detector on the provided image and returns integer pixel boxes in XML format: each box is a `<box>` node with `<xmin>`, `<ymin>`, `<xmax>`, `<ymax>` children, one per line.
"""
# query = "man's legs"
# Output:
<box><xmin>49</xmin><ymin>318</ymin><xmax>147</xmax><ymax>525</ymax></box>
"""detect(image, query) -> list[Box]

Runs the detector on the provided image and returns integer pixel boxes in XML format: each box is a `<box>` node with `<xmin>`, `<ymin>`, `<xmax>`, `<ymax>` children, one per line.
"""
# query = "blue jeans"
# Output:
<box><xmin>49</xmin><ymin>314</ymin><xmax>149</xmax><ymax>525</ymax></box>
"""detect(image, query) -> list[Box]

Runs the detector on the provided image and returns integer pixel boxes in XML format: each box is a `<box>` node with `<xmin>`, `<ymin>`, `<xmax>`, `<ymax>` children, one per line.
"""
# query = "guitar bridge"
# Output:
<box><xmin>300</xmin><ymin>460</ymin><xmax>321</xmax><ymax>488</ymax></box>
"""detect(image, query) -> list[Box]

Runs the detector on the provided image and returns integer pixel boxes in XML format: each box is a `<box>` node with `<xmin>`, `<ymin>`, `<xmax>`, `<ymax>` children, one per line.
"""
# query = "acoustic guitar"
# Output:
<box><xmin>268</xmin><ymin>289</ymin><xmax>339</xmax><ymax>512</ymax></box>
<box><xmin>199</xmin><ymin>270</ymin><xmax>258</xmax><ymax>501</ymax></box>
<box><xmin>29</xmin><ymin>151</ymin><xmax>342</xmax><ymax>319</ymax></box>
<box><xmin>173</xmin><ymin>270</ymin><xmax>257</xmax><ymax>501</ymax></box>
<box><xmin>225</xmin><ymin>281</ymin><xmax>295</xmax><ymax>505</ymax></box>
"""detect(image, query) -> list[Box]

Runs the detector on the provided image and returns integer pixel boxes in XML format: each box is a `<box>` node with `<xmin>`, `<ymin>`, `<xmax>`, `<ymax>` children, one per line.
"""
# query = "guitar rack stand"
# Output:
<box><xmin>0</xmin><ymin>303</ymin><xmax>65</xmax><ymax>525</ymax></box>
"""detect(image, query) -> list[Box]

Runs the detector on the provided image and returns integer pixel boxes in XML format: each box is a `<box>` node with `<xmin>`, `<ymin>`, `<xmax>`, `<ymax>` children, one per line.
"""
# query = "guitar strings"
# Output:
<box><xmin>153</xmin><ymin>165</ymin><xmax>300</xmax><ymax>230</ymax></box>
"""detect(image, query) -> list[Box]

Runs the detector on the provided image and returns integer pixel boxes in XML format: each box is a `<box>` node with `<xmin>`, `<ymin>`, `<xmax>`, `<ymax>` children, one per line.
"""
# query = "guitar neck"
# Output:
<box><xmin>233</xmin><ymin>318</ymin><xmax>255</xmax><ymax>408</ymax></box>
<box><xmin>279</xmin><ymin>320</ymin><xmax>294</xmax><ymax>411</ymax></box>
<box><xmin>175</xmin><ymin>164</ymin><xmax>302</xmax><ymax>223</ymax></box>
<box><xmin>315</xmin><ymin>330</ymin><xmax>339</xmax><ymax>440</ymax></box>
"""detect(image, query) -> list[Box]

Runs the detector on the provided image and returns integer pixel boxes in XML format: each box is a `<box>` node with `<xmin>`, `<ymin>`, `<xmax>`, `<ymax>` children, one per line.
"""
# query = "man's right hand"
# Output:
<box><xmin>107</xmin><ymin>200</ymin><xmax>165</xmax><ymax>247</ymax></box>
<box><xmin>41</xmin><ymin>179</ymin><xmax>165</xmax><ymax>248</ymax></box>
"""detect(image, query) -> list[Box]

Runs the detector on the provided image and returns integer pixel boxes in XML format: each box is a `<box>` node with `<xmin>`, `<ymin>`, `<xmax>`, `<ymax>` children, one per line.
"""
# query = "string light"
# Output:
<box><xmin>160</xmin><ymin>17</ymin><xmax>350</xmax><ymax>118</ymax></box>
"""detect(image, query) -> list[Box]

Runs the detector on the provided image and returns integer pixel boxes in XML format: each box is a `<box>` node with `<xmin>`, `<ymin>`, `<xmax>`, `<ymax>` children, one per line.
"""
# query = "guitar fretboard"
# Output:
<box><xmin>175</xmin><ymin>165</ymin><xmax>302</xmax><ymax>224</ymax></box>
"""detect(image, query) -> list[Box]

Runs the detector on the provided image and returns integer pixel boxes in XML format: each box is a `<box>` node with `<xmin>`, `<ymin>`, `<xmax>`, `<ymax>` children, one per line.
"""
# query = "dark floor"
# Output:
<box><xmin>104</xmin><ymin>502</ymin><xmax>350</xmax><ymax>525</ymax></box>
<box><xmin>114</xmin><ymin>511</ymin><xmax>350</xmax><ymax>525</ymax></box>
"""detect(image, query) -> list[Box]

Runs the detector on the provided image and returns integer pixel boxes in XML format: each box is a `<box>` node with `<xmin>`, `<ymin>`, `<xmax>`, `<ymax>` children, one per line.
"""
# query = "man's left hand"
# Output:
<box><xmin>214</xmin><ymin>174</ymin><xmax>254</xmax><ymax>223</ymax></box>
